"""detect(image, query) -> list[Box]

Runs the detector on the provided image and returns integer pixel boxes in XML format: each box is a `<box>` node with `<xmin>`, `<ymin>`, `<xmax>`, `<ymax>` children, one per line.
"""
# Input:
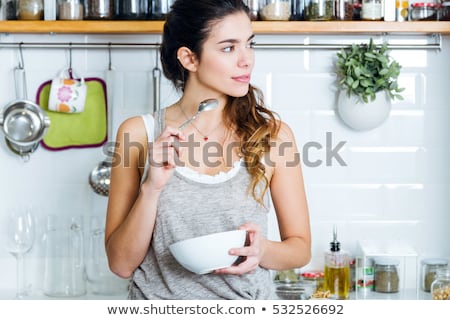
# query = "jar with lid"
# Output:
<box><xmin>244</xmin><ymin>0</ymin><xmax>262</xmax><ymax>20</ymax></box>
<box><xmin>114</xmin><ymin>0</ymin><xmax>149</xmax><ymax>20</ymax></box>
<box><xmin>260</xmin><ymin>0</ymin><xmax>291</xmax><ymax>21</ymax></box>
<box><xmin>420</xmin><ymin>258</ymin><xmax>448</xmax><ymax>292</ymax></box>
<box><xmin>18</xmin><ymin>0</ymin><xmax>43</xmax><ymax>20</ymax></box>
<box><xmin>151</xmin><ymin>0</ymin><xmax>174</xmax><ymax>20</ymax></box>
<box><xmin>441</xmin><ymin>1</ymin><xmax>450</xmax><ymax>21</ymax></box>
<box><xmin>84</xmin><ymin>0</ymin><xmax>113</xmax><ymax>19</ymax></box>
<box><xmin>304</xmin><ymin>0</ymin><xmax>333</xmax><ymax>20</ymax></box>
<box><xmin>58</xmin><ymin>0</ymin><xmax>83</xmax><ymax>20</ymax></box>
<box><xmin>410</xmin><ymin>2</ymin><xmax>440</xmax><ymax>21</ymax></box>
<box><xmin>374</xmin><ymin>258</ymin><xmax>400</xmax><ymax>293</ymax></box>
<box><xmin>361</xmin><ymin>0</ymin><xmax>382</xmax><ymax>20</ymax></box>
<box><xmin>430</xmin><ymin>267</ymin><xmax>450</xmax><ymax>300</ymax></box>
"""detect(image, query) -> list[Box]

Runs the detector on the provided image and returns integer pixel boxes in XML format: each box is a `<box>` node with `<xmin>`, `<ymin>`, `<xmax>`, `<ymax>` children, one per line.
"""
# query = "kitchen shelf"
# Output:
<box><xmin>0</xmin><ymin>20</ymin><xmax>450</xmax><ymax>34</ymax></box>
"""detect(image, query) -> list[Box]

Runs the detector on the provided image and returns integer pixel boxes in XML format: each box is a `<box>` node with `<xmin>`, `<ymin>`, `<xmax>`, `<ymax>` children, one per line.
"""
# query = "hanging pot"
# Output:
<box><xmin>0</xmin><ymin>63</ymin><xmax>50</xmax><ymax>160</ymax></box>
<box><xmin>337</xmin><ymin>90</ymin><xmax>392</xmax><ymax>131</ymax></box>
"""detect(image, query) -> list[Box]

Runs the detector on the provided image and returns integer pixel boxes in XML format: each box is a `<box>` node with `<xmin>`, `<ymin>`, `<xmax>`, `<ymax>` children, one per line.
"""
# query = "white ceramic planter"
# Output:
<box><xmin>337</xmin><ymin>90</ymin><xmax>392</xmax><ymax>131</ymax></box>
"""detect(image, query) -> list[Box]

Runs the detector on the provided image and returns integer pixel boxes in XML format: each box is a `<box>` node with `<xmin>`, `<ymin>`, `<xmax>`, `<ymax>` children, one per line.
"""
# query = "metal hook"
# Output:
<box><xmin>68</xmin><ymin>42</ymin><xmax>73</xmax><ymax>78</ymax></box>
<box><xmin>18</xmin><ymin>42</ymin><xmax>25</xmax><ymax>69</ymax></box>
<box><xmin>108</xmin><ymin>42</ymin><xmax>112</xmax><ymax>71</ymax></box>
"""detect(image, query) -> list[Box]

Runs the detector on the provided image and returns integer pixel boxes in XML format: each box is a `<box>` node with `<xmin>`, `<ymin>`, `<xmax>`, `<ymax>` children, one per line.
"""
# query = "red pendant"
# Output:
<box><xmin>203</xmin><ymin>137</ymin><xmax>208</xmax><ymax>141</ymax></box>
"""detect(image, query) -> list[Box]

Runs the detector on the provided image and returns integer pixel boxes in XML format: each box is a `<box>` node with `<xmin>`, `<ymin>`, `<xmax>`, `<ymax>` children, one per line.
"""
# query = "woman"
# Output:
<box><xmin>105</xmin><ymin>0</ymin><xmax>311</xmax><ymax>300</ymax></box>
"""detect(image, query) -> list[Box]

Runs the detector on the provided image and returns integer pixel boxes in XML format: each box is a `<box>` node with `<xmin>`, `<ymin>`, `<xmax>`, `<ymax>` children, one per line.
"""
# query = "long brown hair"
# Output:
<box><xmin>160</xmin><ymin>0</ymin><xmax>280</xmax><ymax>204</ymax></box>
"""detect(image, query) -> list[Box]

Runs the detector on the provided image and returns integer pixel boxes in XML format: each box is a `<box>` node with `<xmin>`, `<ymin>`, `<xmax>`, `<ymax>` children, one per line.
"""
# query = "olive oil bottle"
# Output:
<box><xmin>324</xmin><ymin>226</ymin><xmax>350</xmax><ymax>299</ymax></box>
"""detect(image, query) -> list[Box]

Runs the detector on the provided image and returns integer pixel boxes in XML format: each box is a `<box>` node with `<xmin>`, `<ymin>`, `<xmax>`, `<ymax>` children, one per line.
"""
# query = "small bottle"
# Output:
<box><xmin>430</xmin><ymin>267</ymin><xmax>450</xmax><ymax>300</ymax></box>
<box><xmin>324</xmin><ymin>226</ymin><xmax>350</xmax><ymax>299</ymax></box>
<box><xmin>361</xmin><ymin>0</ymin><xmax>383</xmax><ymax>20</ymax></box>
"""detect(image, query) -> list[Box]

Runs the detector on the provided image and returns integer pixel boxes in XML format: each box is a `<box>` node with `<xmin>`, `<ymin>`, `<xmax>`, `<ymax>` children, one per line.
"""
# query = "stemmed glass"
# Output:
<box><xmin>4</xmin><ymin>207</ymin><xmax>35</xmax><ymax>299</ymax></box>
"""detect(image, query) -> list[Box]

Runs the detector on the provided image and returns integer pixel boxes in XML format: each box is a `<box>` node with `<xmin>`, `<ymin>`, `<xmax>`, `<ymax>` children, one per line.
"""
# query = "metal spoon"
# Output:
<box><xmin>178</xmin><ymin>99</ymin><xmax>218</xmax><ymax>130</ymax></box>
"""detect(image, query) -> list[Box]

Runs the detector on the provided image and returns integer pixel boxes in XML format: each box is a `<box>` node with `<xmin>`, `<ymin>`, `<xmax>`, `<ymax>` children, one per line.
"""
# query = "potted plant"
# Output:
<box><xmin>335</xmin><ymin>38</ymin><xmax>404</xmax><ymax>131</ymax></box>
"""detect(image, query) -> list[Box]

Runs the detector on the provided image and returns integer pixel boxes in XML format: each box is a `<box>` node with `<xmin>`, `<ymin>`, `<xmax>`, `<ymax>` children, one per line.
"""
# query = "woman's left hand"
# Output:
<box><xmin>214</xmin><ymin>222</ymin><xmax>266</xmax><ymax>275</ymax></box>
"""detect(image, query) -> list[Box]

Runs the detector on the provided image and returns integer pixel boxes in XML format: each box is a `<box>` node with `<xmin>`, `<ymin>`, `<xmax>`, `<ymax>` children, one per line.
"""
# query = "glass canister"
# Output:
<box><xmin>84</xmin><ymin>0</ymin><xmax>113</xmax><ymax>19</ymax></box>
<box><xmin>361</xmin><ymin>0</ymin><xmax>382</xmax><ymax>20</ymax></box>
<box><xmin>114</xmin><ymin>0</ymin><xmax>149</xmax><ymax>20</ymax></box>
<box><xmin>441</xmin><ymin>2</ymin><xmax>450</xmax><ymax>21</ymax></box>
<box><xmin>58</xmin><ymin>0</ymin><xmax>83</xmax><ymax>20</ymax></box>
<box><xmin>43</xmin><ymin>215</ymin><xmax>86</xmax><ymax>297</ymax></box>
<box><xmin>18</xmin><ymin>0</ymin><xmax>43</xmax><ymax>20</ymax></box>
<box><xmin>304</xmin><ymin>0</ymin><xmax>333</xmax><ymax>21</ymax></box>
<box><xmin>431</xmin><ymin>267</ymin><xmax>450</xmax><ymax>300</ymax></box>
<box><xmin>151</xmin><ymin>0</ymin><xmax>174</xmax><ymax>20</ymax></box>
<box><xmin>244</xmin><ymin>0</ymin><xmax>261</xmax><ymax>20</ymax></box>
<box><xmin>5</xmin><ymin>0</ymin><xmax>18</xmax><ymax>20</ymax></box>
<box><xmin>421</xmin><ymin>258</ymin><xmax>449</xmax><ymax>292</ymax></box>
<box><xmin>260</xmin><ymin>0</ymin><xmax>292</xmax><ymax>21</ymax></box>
<box><xmin>410</xmin><ymin>2</ymin><xmax>440</xmax><ymax>21</ymax></box>
<box><xmin>374</xmin><ymin>258</ymin><xmax>400</xmax><ymax>293</ymax></box>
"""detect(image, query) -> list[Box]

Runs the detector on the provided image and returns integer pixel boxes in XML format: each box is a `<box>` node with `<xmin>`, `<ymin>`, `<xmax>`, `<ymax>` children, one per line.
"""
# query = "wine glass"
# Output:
<box><xmin>4</xmin><ymin>207</ymin><xmax>35</xmax><ymax>299</ymax></box>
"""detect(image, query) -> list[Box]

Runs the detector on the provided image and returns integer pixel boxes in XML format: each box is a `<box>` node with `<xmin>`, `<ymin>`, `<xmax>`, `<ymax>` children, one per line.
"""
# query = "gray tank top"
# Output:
<box><xmin>129</xmin><ymin>110</ymin><xmax>276</xmax><ymax>300</ymax></box>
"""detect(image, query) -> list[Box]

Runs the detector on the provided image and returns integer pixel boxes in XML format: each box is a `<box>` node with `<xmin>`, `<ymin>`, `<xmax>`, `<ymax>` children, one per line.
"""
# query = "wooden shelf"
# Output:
<box><xmin>0</xmin><ymin>20</ymin><xmax>449</xmax><ymax>34</ymax></box>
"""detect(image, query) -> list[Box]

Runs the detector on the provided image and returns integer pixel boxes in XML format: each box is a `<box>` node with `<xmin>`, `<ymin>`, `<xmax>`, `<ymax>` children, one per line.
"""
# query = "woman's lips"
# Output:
<box><xmin>232</xmin><ymin>75</ymin><xmax>251</xmax><ymax>83</ymax></box>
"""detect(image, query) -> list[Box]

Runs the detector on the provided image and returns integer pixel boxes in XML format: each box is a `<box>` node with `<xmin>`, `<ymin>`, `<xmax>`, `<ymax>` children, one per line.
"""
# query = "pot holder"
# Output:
<box><xmin>36</xmin><ymin>77</ymin><xmax>108</xmax><ymax>151</ymax></box>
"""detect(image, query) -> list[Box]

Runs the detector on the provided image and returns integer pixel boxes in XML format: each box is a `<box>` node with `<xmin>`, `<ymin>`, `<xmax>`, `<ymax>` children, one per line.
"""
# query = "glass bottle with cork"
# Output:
<box><xmin>324</xmin><ymin>226</ymin><xmax>350</xmax><ymax>299</ymax></box>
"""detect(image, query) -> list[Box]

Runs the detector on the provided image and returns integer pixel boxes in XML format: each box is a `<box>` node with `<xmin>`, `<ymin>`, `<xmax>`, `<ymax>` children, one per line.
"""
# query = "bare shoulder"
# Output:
<box><xmin>116</xmin><ymin>115</ymin><xmax>148</xmax><ymax>143</ymax></box>
<box><xmin>273</xmin><ymin>120</ymin><xmax>297</xmax><ymax>145</ymax></box>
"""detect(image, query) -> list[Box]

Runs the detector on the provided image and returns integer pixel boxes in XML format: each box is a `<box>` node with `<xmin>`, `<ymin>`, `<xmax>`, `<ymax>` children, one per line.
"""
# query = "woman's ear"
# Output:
<box><xmin>177</xmin><ymin>47</ymin><xmax>198</xmax><ymax>72</ymax></box>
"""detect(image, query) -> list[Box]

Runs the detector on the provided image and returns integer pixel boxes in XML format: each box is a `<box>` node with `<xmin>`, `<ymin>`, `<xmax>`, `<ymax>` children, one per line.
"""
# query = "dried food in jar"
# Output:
<box><xmin>410</xmin><ymin>2</ymin><xmax>440</xmax><ymax>21</ymax></box>
<box><xmin>59</xmin><ymin>0</ymin><xmax>84</xmax><ymax>20</ymax></box>
<box><xmin>431</xmin><ymin>267</ymin><xmax>450</xmax><ymax>300</ymax></box>
<box><xmin>18</xmin><ymin>0</ymin><xmax>43</xmax><ymax>20</ymax></box>
<box><xmin>304</xmin><ymin>0</ymin><xmax>333</xmax><ymax>21</ymax></box>
<box><xmin>374</xmin><ymin>258</ymin><xmax>400</xmax><ymax>293</ymax></box>
<box><xmin>85</xmin><ymin>0</ymin><xmax>113</xmax><ymax>19</ymax></box>
<box><xmin>260</xmin><ymin>0</ymin><xmax>291</xmax><ymax>21</ymax></box>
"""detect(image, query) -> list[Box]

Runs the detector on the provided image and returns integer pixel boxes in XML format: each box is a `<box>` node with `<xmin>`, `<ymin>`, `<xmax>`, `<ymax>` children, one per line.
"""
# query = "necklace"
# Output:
<box><xmin>178</xmin><ymin>103</ymin><xmax>222</xmax><ymax>141</ymax></box>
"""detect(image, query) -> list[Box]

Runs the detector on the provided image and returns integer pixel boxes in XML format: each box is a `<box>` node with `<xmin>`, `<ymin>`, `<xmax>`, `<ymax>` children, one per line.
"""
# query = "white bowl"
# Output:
<box><xmin>168</xmin><ymin>230</ymin><xmax>246</xmax><ymax>275</ymax></box>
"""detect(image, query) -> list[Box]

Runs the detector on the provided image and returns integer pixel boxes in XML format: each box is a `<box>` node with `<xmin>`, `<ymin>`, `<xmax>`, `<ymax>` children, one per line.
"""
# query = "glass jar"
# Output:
<box><xmin>260</xmin><ymin>0</ymin><xmax>291</xmax><ymax>21</ymax></box>
<box><xmin>84</xmin><ymin>0</ymin><xmax>113</xmax><ymax>19</ymax></box>
<box><xmin>374</xmin><ymin>258</ymin><xmax>400</xmax><ymax>293</ymax></box>
<box><xmin>361</xmin><ymin>0</ymin><xmax>382</xmax><ymax>20</ymax></box>
<box><xmin>114</xmin><ymin>0</ymin><xmax>149</xmax><ymax>20</ymax></box>
<box><xmin>18</xmin><ymin>0</ymin><xmax>43</xmax><ymax>20</ymax></box>
<box><xmin>291</xmin><ymin>0</ymin><xmax>305</xmax><ymax>20</ymax></box>
<box><xmin>430</xmin><ymin>267</ymin><xmax>450</xmax><ymax>300</ymax></box>
<box><xmin>420</xmin><ymin>258</ymin><xmax>448</xmax><ymax>292</ymax></box>
<box><xmin>441</xmin><ymin>2</ymin><xmax>450</xmax><ymax>21</ymax></box>
<box><xmin>4</xmin><ymin>0</ymin><xmax>18</xmax><ymax>20</ymax></box>
<box><xmin>151</xmin><ymin>0</ymin><xmax>174</xmax><ymax>20</ymax></box>
<box><xmin>410</xmin><ymin>2</ymin><xmax>440</xmax><ymax>21</ymax></box>
<box><xmin>244</xmin><ymin>0</ymin><xmax>262</xmax><ymax>20</ymax></box>
<box><xmin>58</xmin><ymin>0</ymin><xmax>83</xmax><ymax>20</ymax></box>
<box><xmin>304</xmin><ymin>0</ymin><xmax>333</xmax><ymax>21</ymax></box>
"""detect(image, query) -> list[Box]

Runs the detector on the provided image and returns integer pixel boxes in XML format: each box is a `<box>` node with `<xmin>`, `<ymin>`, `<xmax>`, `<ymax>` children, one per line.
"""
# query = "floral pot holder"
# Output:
<box><xmin>36</xmin><ymin>77</ymin><xmax>108</xmax><ymax>151</ymax></box>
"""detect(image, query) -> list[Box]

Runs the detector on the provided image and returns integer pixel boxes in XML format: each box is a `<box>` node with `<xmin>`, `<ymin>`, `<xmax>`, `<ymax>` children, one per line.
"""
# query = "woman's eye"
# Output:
<box><xmin>222</xmin><ymin>46</ymin><xmax>234</xmax><ymax>53</ymax></box>
<box><xmin>248</xmin><ymin>41</ymin><xmax>256</xmax><ymax>49</ymax></box>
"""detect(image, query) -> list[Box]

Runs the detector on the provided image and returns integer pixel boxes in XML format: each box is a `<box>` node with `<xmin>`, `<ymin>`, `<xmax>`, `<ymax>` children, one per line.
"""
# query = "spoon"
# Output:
<box><xmin>178</xmin><ymin>99</ymin><xmax>218</xmax><ymax>130</ymax></box>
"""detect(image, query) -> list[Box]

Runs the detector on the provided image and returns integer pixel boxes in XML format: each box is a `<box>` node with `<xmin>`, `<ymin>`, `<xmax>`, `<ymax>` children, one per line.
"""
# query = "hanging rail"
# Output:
<box><xmin>0</xmin><ymin>34</ymin><xmax>442</xmax><ymax>50</ymax></box>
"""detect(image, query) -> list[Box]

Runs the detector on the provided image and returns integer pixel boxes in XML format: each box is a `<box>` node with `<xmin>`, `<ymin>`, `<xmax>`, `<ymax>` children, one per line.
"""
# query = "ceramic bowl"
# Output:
<box><xmin>168</xmin><ymin>230</ymin><xmax>246</xmax><ymax>275</ymax></box>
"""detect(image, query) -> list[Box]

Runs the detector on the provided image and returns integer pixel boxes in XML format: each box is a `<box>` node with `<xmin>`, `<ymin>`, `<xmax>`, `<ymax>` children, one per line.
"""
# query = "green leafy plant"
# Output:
<box><xmin>336</xmin><ymin>38</ymin><xmax>404</xmax><ymax>103</ymax></box>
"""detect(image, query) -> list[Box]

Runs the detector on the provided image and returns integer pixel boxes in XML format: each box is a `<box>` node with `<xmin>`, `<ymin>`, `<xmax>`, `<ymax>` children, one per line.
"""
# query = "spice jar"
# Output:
<box><xmin>114</xmin><ymin>0</ymin><xmax>149</xmax><ymax>20</ymax></box>
<box><xmin>18</xmin><ymin>0</ymin><xmax>43</xmax><ymax>20</ymax></box>
<box><xmin>58</xmin><ymin>0</ymin><xmax>83</xmax><ymax>20</ymax></box>
<box><xmin>356</xmin><ymin>257</ymin><xmax>375</xmax><ymax>291</ymax></box>
<box><xmin>431</xmin><ymin>267</ymin><xmax>450</xmax><ymax>300</ymax></box>
<box><xmin>374</xmin><ymin>258</ymin><xmax>400</xmax><ymax>293</ymax></box>
<box><xmin>151</xmin><ymin>0</ymin><xmax>174</xmax><ymax>20</ymax></box>
<box><xmin>260</xmin><ymin>0</ymin><xmax>292</xmax><ymax>21</ymax></box>
<box><xmin>421</xmin><ymin>258</ymin><xmax>448</xmax><ymax>292</ymax></box>
<box><xmin>410</xmin><ymin>2</ymin><xmax>440</xmax><ymax>21</ymax></box>
<box><xmin>304</xmin><ymin>0</ymin><xmax>334</xmax><ymax>20</ymax></box>
<box><xmin>85</xmin><ymin>0</ymin><xmax>113</xmax><ymax>19</ymax></box>
<box><xmin>361</xmin><ymin>0</ymin><xmax>382</xmax><ymax>20</ymax></box>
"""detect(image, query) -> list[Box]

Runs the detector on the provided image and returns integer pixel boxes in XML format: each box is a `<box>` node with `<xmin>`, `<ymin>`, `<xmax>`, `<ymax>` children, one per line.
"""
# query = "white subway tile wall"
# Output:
<box><xmin>0</xmin><ymin>33</ymin><xmax>449</xmax><ymax>297</ymax></box>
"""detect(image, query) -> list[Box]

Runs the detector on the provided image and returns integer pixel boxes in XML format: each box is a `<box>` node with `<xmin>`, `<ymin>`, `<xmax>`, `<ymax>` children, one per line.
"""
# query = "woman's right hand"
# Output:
<box><xmin>143</xmin><ymin>126</ymin><xmax>185</xmax><ymax>191</ymax></box>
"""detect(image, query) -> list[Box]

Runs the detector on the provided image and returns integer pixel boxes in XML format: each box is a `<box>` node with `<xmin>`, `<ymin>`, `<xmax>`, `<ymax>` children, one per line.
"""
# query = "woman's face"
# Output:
<box><xmin>194</xmin><ymin>11</ymin><xmax>255</xmax><ymax>98</ymax></box>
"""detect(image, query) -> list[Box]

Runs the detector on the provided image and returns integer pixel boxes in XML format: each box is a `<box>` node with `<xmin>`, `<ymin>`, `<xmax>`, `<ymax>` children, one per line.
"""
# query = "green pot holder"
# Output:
<box><xmin>36</xmin><ymin>78</ymin><xmax>108</xmax><ymax>151</ymax></box>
